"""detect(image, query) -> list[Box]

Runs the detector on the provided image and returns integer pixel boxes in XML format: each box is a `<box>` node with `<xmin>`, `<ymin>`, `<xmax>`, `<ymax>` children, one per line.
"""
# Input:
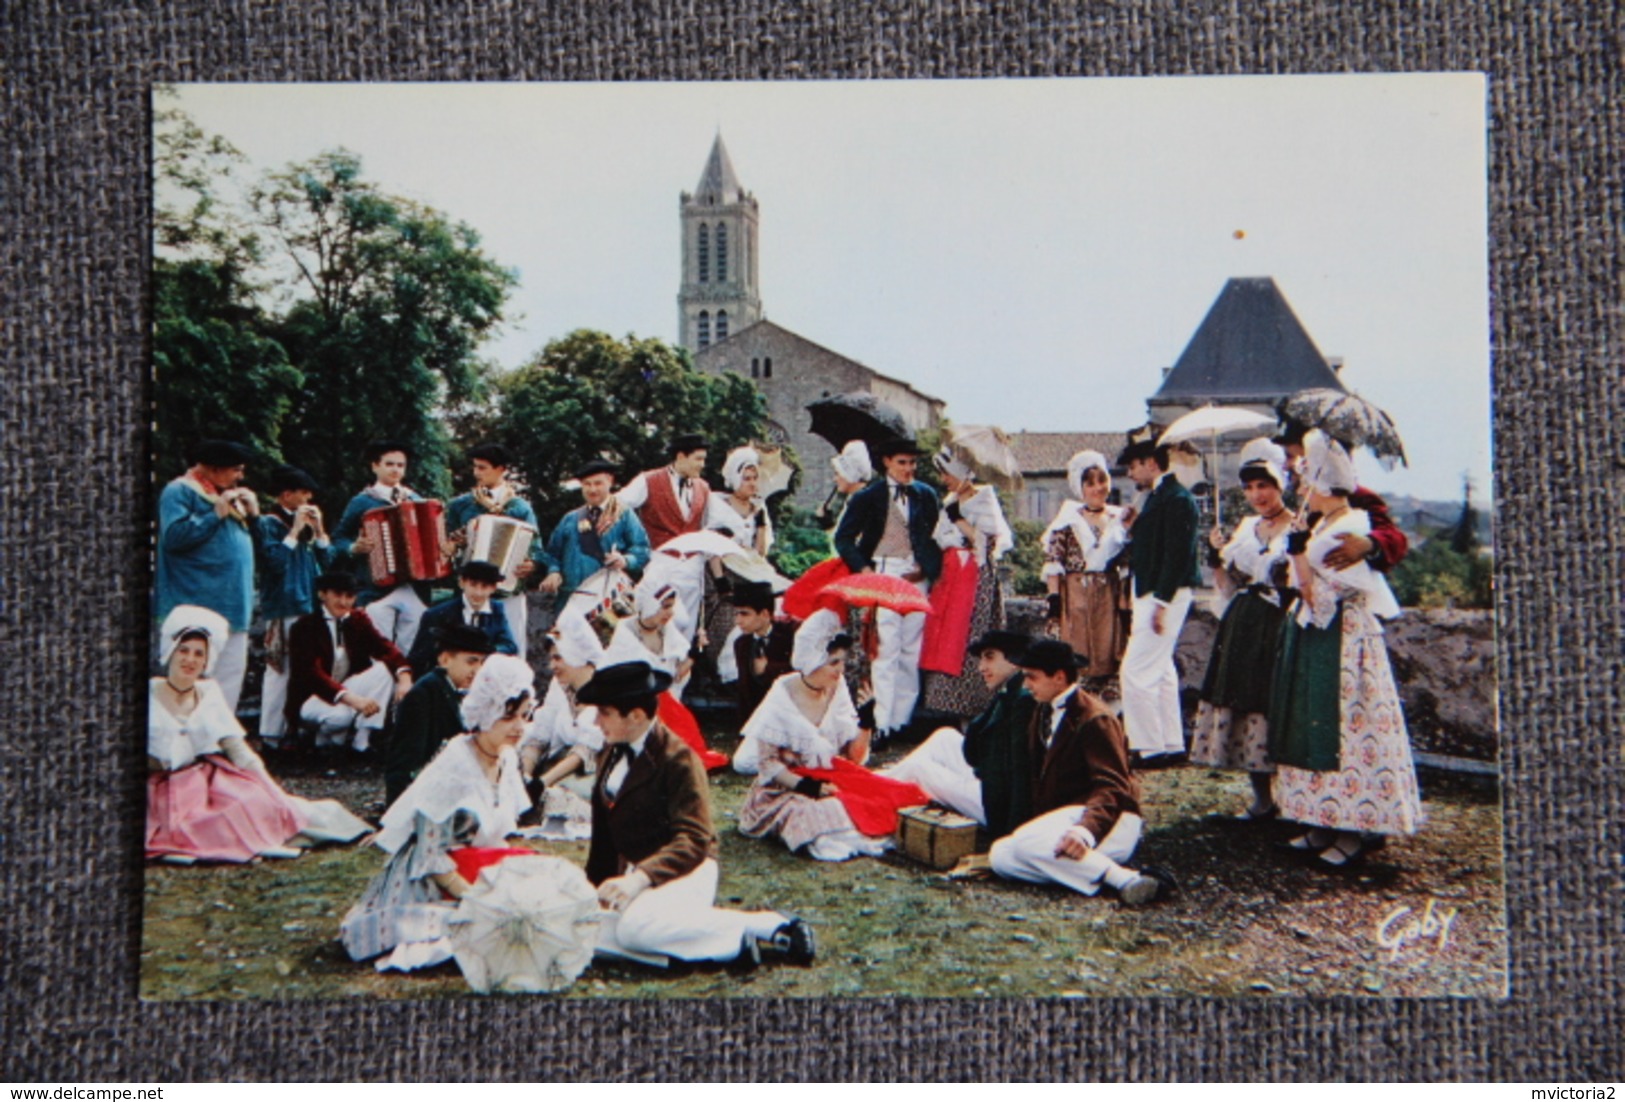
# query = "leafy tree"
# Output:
<box><xmin>1005</xmin><ymin>516</ymin><xmax>1051</xmax><ymax>596</ymax></box>
<box><xmin>152</xmin><ymin>94</ymin><xmax>303</xmax><ymax>480</ymax></box>
<box><xmin>1389</xmin><ymin>534</ymin><xmax>1492</xmax><ymax>610</ymax></box>
<box><xmin>769</xmin><ymin>504</ymin><xmax>836</xmax><ymax>579</ymax></box>
<box><xmin>251</xmin><ymin>151</ymin><xmax>516</xmax><ymax>507</ymax></box>
<box><xmin>491</xmin><ymin>330</ymin><xmax>768</xmax><ymax>533</ymax></box>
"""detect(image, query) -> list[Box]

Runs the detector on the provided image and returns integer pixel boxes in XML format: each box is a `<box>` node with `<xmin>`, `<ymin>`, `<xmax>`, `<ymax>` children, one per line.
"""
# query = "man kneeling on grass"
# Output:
<box><xmin>988</xmin><ymin>640</ymin><xmax>1175</xmax><ymax>906</ymax></box>
<box><xmin>580</xmin><ymin>660</ymin><xmax>817</xmax><ymax>970</ymax></box>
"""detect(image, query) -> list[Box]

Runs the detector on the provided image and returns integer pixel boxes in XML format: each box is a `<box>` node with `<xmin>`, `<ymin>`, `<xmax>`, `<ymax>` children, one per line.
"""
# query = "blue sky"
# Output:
<box><xmin>169</xmin><ymin>75</ymin><xmax>1490</xmax><ymax>503</ymax></box>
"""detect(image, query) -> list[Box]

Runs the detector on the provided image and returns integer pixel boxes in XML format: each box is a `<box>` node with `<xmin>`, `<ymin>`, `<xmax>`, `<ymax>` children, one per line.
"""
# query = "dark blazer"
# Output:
<box><xmin>285</xmin><ymin>608</ymin><xmax>409</xmax><ymax>730</ymax></box>
<box><xmin>1128</xmin><ymin>474</ymin><xmax>1202</xmax><ymax>603</ymax></box>
<box><xmin>732</xmin><ymin>618</ymin><xmax>798</xmax><ymax>726</ymax></box>
<box><xmin>385</xmin><ymin>668</ymin><xmax>466</xmax><ymax>807</ymax></box>
<box><xmin>587</xmin><ymin>723</ymin><xmax>720</xmax><ymax>888</ymax></box>
<box><xmin>960</xmin><ymin>672</ymin><xmax>1037</xmax><ymax>840</ymax></box>
<box><xmin>406</xmin><ymin>596</ymin><xmax>518</xmax><ymax>678</ymax></box>
<box><xmin>833</xmin><ymin>478</ymin><xmax>943</xmax><ymax>581</ymax></box>
<box><xmin>1027</xmin><ymin>687</ymin><xmax>1140</xmax><ymax>844</ymax></box>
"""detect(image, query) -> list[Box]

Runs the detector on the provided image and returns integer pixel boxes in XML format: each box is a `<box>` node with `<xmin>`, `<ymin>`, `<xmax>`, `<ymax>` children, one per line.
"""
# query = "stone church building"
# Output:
<box><xmin>680</xmin><ymin>135</ymin><xmax>944</xmax><ymax>507</ymax></box>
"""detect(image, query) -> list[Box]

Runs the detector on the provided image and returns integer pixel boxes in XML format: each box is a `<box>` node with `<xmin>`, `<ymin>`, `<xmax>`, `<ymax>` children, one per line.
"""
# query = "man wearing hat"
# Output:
<box><xmin>834</xmin><ymin>435</ymin><xmax>942</xmax><ymax>740</ymax></box>
<box><xmin>255</xmin><ymin>464</ymin><xmax>334</xmax><ymax>745</ymax></box>
<box><xmin>538</xmin><ymin>459</ymin><xmax>651</xmax><ymax>612</ymax></box>
<box><xmin>719</xmin><ymin>580</ymin><xmax>799</xmax><ymax>729</ymax></box>
<box><xmin>385</xmin><ymin>621</ymin><xmax>493</xmax><ymax>806</ymax></box>
<box><xmin>406</xmin><ymin>560</ymin><xmax>519</xmax><ymax>678</ymax></box>
<box><xmin>1117</xmin><ymin>437</ymin><xmax>1202</xmax><ymax>765</ymax></box>
<box><xmin>579</xmin><ymin>661</ymin><xmax>816</xmax><ymax>968</ymax></box>
<box><xmin>331</xmin><ymin>440</ymin><xmax>435</xmax><ymax>654</ymax></box>
<box><xmin>989</xmin><ymin>640</ymin><xmax>1172</xmax><ymax>905</ymax></box>
<box><xmin>617</xmin><ymin>434</ymin><xmax>712</xmax><ymax>646</ymax></box>
<box><xmin>285</xmin><ymin>571</ymin><xmax>414</xmax><ymax>753</ymax></box>
<box><xmin>445</xmin><ymin>443</ymin><xmax>541</xmax><ymax>658</ymax></box>
<box><xmin>882</xmin><ymin>630</ymin><xmax>1036</xmax><ymax>840</ymax></box>
<box><xmin>157</xmin><ymin>439</ymin><xmax>260</xmax><ymax>710</ymax></box>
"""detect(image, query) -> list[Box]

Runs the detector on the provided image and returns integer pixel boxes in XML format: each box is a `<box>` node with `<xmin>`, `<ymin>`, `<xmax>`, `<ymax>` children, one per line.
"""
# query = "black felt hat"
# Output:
<box><xmin>1017</xmin><ymin>638</ymin><xmax>1085</xmax><ymax>675</ymax></box>
<box><xmin>314</xmin><ymin>571</ymin><xmax>359</xmax><ymax>595</ymax></box>
<box><xmin>574</xmin><ymin>458</ymin><xmax>619</xmax><ymax>480</ymax></box>
<box><xmin>668</xmin><ymin>433</ymin><xmax>709</xmax><ymax>457</ymax></box>
<box><xmin>192</xmin><ymin>440</ymin><xmax>256</xmax><ymax>468</ymax></box>
<box><xmin>435</xmin><ymin>622</ymin><xmax>497</xmax><ymax>655</ymax></box>
<box><xmin>364</xmin><ymin>439</ymin><xmax>414</xmax><ymax>464</ymax></box>
<box><xmin>268</xmin><ymin>464</ymin><xmax>319</xmax><ymax>494</ymax></box>
<box><xmin>877</xmin><ymin>436</ymin><xmax>924</xmax><ymax>459</ymax></box>
<box><xmin>732</xmin><ymin>581</ymin><xmax>776</xmax><ymax>613</ymax></box>
<box><xmin>967</xmin><ymin>630</ymin><xmax>1033</xmax><ymax>663</ymax></box>
<box><xmin>576</xmin><ymin>660</ymin><xmax>674</xmax><ymax>706</ymax></box>
<box><xmin>459</xmin><ymin>560</ymin><xmax>505</xmax><ymax>585</ymax></box>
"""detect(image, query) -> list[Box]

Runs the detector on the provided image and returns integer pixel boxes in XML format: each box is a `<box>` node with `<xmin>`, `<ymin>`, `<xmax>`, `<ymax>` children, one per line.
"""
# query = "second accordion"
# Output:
<box><xmin>362</xmin><ymin>501</ymin><xmax>451</xmax><ymax>588</ymax></box>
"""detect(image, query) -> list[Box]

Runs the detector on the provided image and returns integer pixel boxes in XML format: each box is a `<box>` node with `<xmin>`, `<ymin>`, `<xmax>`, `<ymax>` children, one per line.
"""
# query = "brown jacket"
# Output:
<box><xmin>285</xmin><ymin>608</ymin><xmax>409</xmax><ymax>730</ymax></box>
<box><xmin>1028</xmin><ymin>686</ymin><xmax>1141</xmax><ymax>843</ymax></box>
<box><xmin>587</xmin><ymin>722</ymin><xmax>720</xmax><ymax>887</ymax></box>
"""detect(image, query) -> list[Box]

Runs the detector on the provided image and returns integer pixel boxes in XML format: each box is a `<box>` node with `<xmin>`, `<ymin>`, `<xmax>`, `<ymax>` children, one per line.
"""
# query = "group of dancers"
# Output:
<box><xmin>147</xmin><ymin>415</ymin><xmax>1423</xmax><ymax>977</ymax></box>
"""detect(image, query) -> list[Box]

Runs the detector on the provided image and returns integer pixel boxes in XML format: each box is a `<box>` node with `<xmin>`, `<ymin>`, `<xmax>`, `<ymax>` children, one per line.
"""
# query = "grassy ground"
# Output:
<box><xmin>140</xmin><ymin>736</ymin><xmax>1507</xmax><ymax>1000</ymax></box>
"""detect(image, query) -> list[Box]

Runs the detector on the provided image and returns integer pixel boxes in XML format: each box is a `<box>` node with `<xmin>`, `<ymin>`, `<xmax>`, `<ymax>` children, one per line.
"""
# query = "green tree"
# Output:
<box><xmin>152</xmin><ymin>95</ymin><xmax>303</xmax><ymax>480</ymax></box>
<box><xmin>252</xmin><ymin>151</ymin><xmax>516</xmax><ymax>508</ymax></box>
<box><xmin>492</xmin><ymin>330</ymin><xmax>768</xmax><ymax>533</ymax></box>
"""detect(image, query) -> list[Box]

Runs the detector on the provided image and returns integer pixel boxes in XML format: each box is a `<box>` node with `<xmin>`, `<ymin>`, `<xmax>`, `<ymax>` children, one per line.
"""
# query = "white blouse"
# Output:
<box><xmin>519</xmin><ymin>677</ymin><xmax>604</xmax><ymax>765</ymax></box>
<box><xmin>933</xmin><ymin>484</ymin><xmax>1013</xmax><ymax>560</ymax></box>
<box><xmin>1221</xmin><ymin>514</ymin><xmax>1292</xmax><ymax>587</ymax></box>
<box><xmin>704</xmin><ymin>493</ymin><xmax>774</xmax><ymax>554</ymax></box>
<box><xmin>375</xmin><ymin>736</ymin><xmax>529</xmax><ymax>854</ymax></box>
<box><xmin>147</xmin><ymin>678</ymin><xmax>243</xmax><ymax>772</ymax></box>
<box><xmin>738</xmin><ymin>674</ymin><xmax>861</xmax><ymax>771</ymax></box>
<box><xmin>1041</xmin><ymin>501</ymin><xmax>1128</xmax><ymax>576</ymax></box>
<box><xmin>604</xmin><ymin>615</ymin><xmax>688</xmax><ymax>676</ymax></box>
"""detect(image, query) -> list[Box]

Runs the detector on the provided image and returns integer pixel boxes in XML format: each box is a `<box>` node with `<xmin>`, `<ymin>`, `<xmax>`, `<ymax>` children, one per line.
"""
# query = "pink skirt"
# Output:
<box><xmin>146</xmin><ymin>756</ymin><xmax>309</xmax><ymax>863</ymax></box>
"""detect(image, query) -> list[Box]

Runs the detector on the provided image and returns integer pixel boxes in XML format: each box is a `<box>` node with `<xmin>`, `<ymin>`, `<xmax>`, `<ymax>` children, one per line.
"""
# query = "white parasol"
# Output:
<box><xmin>721</xmin><ymin>548</ymin><xmax>793</xmax><ymax>593</ymax></box>
<box><xmin>941</xmin><ymin>424</ymin><xmax>1024</xmax><ymax>489</ymax></box>
<box><xmin>1157</xmin><ymin>405</ymin><xmax>1277</xmax><ymax>527</ymax></box>
<box><xmin>653</xmin><ymin>530</ymin><xmax>747</xmax><ymax>559</ymax></box>
<box><xmin>446</xmin><ymin>854</ymin><xmax>600</xmax><ymax>994</ymax></box>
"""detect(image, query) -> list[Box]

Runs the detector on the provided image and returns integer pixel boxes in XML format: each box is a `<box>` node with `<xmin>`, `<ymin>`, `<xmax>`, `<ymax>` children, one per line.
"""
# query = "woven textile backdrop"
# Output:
<box><xmin>3</xmin><ymin>2</ymin><xmax>1621</xmax><ymax>1082</ymax></box>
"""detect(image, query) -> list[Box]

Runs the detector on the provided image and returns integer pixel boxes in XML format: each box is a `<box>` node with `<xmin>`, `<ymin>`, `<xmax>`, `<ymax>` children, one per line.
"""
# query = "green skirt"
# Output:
<box><xmin>1199</xmin><ymin>587</ymin><xmax>1289</xmax><ymax>716</ymax></box>
<box><xmin>1266</xmin><ymin>606</ymin><xmax>1344</xmax><ymax>772</ymax></box>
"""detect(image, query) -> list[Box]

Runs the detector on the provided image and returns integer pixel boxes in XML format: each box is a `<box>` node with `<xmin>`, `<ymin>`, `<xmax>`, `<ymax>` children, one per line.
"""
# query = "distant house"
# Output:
<box><xmin>1147</xmin><ymin>276</ymin><xmax>1346</xmax><ymax>486</ymax></box>
<box><xmin>678</xmin><ymin>136</ymin><xmax>945</xmax><ymax>508</ymax></box>
<box><xmin>1007</xmin><ymin>431</ymin><xmax>1132</xmax><ymax>525</ymax></box>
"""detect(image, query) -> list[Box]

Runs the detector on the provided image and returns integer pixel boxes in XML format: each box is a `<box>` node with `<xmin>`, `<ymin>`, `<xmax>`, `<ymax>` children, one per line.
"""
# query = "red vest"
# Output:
<box><xmin>638</xmin><ymin>468</ymin><xmax>709</xmax><ymax>550</ymax></box>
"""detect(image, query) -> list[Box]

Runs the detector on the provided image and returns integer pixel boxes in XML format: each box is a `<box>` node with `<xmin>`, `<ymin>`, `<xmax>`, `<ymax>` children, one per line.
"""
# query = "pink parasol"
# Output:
<box><xmin>819</xmin><ymin>573</ymin><xmax>932</xmax><ymax>615</ymax></box>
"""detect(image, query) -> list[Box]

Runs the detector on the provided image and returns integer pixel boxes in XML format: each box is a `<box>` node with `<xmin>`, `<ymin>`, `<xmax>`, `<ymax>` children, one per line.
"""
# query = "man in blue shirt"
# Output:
<box><xmin>156</xmin><ymin>439</ymin><xmax>258</xmax><ymax>710</ymax></box>
<box><xmin>445</xmin><ymin>443</ymin><xmax>540</xmax><ymax>659</ymax></box>
<box><xmin>408</xmin><ymin>560</ymin><xmax>520</xmax><ymax>678</ymax></box>
<box><xmin>256</xmin><ymin>464</ymin><xmax>334</xmax><ymax>746</ymax></box>
<box><xmin>538</xmin><ymin>459</ymin><xmax>650</xmax><ymax>619</ymax></box>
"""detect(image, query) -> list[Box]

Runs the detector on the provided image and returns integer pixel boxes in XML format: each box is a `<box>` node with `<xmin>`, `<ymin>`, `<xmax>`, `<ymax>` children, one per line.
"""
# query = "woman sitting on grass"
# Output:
<box><xmin>147</xmin><ymin>605</ymin><xmax>369</xmax><ymax>864</ymax></box>
<box><xmin>339</xmin><ymin>654</ymin><xmax>536</xmax><ymax>971</ymax></box>
<box><xmin>737</xmin><ymin>614</ymin><xmax>928</xmax><ymax>862</ymax></box>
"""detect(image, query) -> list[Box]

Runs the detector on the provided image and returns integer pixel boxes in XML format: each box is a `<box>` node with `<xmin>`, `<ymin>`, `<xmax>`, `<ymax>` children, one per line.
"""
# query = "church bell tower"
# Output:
<box><xmin>678</xmin><ymin>134</ymin><xmax>762</xmax><ymax>352</ymax></box>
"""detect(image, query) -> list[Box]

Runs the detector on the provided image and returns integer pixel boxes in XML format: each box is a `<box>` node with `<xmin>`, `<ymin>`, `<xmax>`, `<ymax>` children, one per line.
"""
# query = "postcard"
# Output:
<box><xmin>143</xmin><ymin>75</ymin><xmax>1500</xmax><ymax>999</ymax></box>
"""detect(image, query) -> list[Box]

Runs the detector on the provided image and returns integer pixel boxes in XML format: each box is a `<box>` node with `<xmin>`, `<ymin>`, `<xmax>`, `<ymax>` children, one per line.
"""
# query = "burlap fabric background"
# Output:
<box><xmin>3</xmin><ymin>2</ymin><xmax>1620</xmax><ymax>1082</ymax></box>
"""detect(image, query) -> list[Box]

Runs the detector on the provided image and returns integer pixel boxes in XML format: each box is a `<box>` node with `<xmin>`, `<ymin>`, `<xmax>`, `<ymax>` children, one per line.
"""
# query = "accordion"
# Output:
<box><xmin>465</xmin><ymin>513</ymin><xmax>538</xmax><ymax>594</ymax></box>
<box><xmin>362</xmin><ymin>501</ymin><xmax>451</xmax><ymax>588</ymax></box>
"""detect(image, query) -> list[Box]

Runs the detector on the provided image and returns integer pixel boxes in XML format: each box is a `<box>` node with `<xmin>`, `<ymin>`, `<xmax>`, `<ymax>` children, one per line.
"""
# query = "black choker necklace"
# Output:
<box><xmin>165</xmin><ymin>678</ymin><xmax>198</xmax><ymax>695</ymax></box>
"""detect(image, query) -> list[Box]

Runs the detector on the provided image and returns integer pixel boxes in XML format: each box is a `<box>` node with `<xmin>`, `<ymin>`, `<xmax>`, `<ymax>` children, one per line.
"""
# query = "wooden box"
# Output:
<box><xmin>895</xmin><ymin>805</ymin><xmax>980</xmax><ymax>870</ymax></box>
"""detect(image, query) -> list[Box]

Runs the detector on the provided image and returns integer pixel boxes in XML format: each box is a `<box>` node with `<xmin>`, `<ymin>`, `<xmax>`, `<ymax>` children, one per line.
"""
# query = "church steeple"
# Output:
<box><xmin>679</xmin><ymin>134</ymin><xmax>762</xmax><ymax>352</ymax></box>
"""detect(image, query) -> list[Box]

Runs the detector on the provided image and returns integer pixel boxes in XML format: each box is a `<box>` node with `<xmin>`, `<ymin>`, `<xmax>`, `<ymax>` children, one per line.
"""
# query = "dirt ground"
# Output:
<box><xmin>140</xmin><ymin>728</ymin><xmax>1507</xmax><ymax>1001</ymax></box>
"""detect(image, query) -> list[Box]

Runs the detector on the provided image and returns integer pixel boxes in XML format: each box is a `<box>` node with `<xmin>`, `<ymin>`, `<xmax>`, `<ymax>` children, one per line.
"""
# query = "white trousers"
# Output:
<box><xmin>883</xmin><ymin>727</ymin><xmax>985</xmax><ymax>824</ymax></box>
<box><xmin>298</xmin><ymin>660</ymin><xmax>395</xmax><ymax>751</ymax></box>
<box><xmin>363</xmin><ymin>584</ymin><xmax>427</xmax><ymax>654</ymax></box>
<box><xmin>872</xmin><ymin>556</ymin><xmax>929</xmax><ymax>733</ymax></box>
<box><xmin>501</xmin><ymin>592</ymin><xmax>528</xmax><ymax>660</ymax></box>
<box><xmin>257</xmin><ymin>615</ymin><xmax>301</xmax><ymax>742</ymax></box>
<box><xmin>596</xmin><ymin>858</ymin><xmax>785</xmax><ymax>962</ymax></box>
<box><xmin>212</xmin><ymin>631</ymin><xmax>251</xmax><ymax>714</ymax></box>
<box><xmin>1120</xmin><ymin>589</ymin><xmax>1193</xmax><ymax>755</ymax></box>
<box><xmin>990</xmin><ymin>806</ymin><xmax>1143</xmax><ymax>896</ymax></box>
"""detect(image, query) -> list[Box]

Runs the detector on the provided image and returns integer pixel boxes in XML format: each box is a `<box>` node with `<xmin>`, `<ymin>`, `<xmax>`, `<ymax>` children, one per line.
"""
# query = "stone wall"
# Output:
<box><xmin>1006</xmin><ymin>598</ymin><xmax>1498</xmax><ymax>762</ymax></box>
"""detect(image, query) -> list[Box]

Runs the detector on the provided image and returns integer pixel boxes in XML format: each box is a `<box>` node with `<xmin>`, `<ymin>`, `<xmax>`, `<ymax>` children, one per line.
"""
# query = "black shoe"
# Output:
<box><xmin>760</xmin><ymin>917</ymin><xmax>817</xmax><ymax>966</ymax></box>
<box><xmin>728</xmin><ymin>934</ymin><xmax>762</xmax><ymax>974</ymax></box>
